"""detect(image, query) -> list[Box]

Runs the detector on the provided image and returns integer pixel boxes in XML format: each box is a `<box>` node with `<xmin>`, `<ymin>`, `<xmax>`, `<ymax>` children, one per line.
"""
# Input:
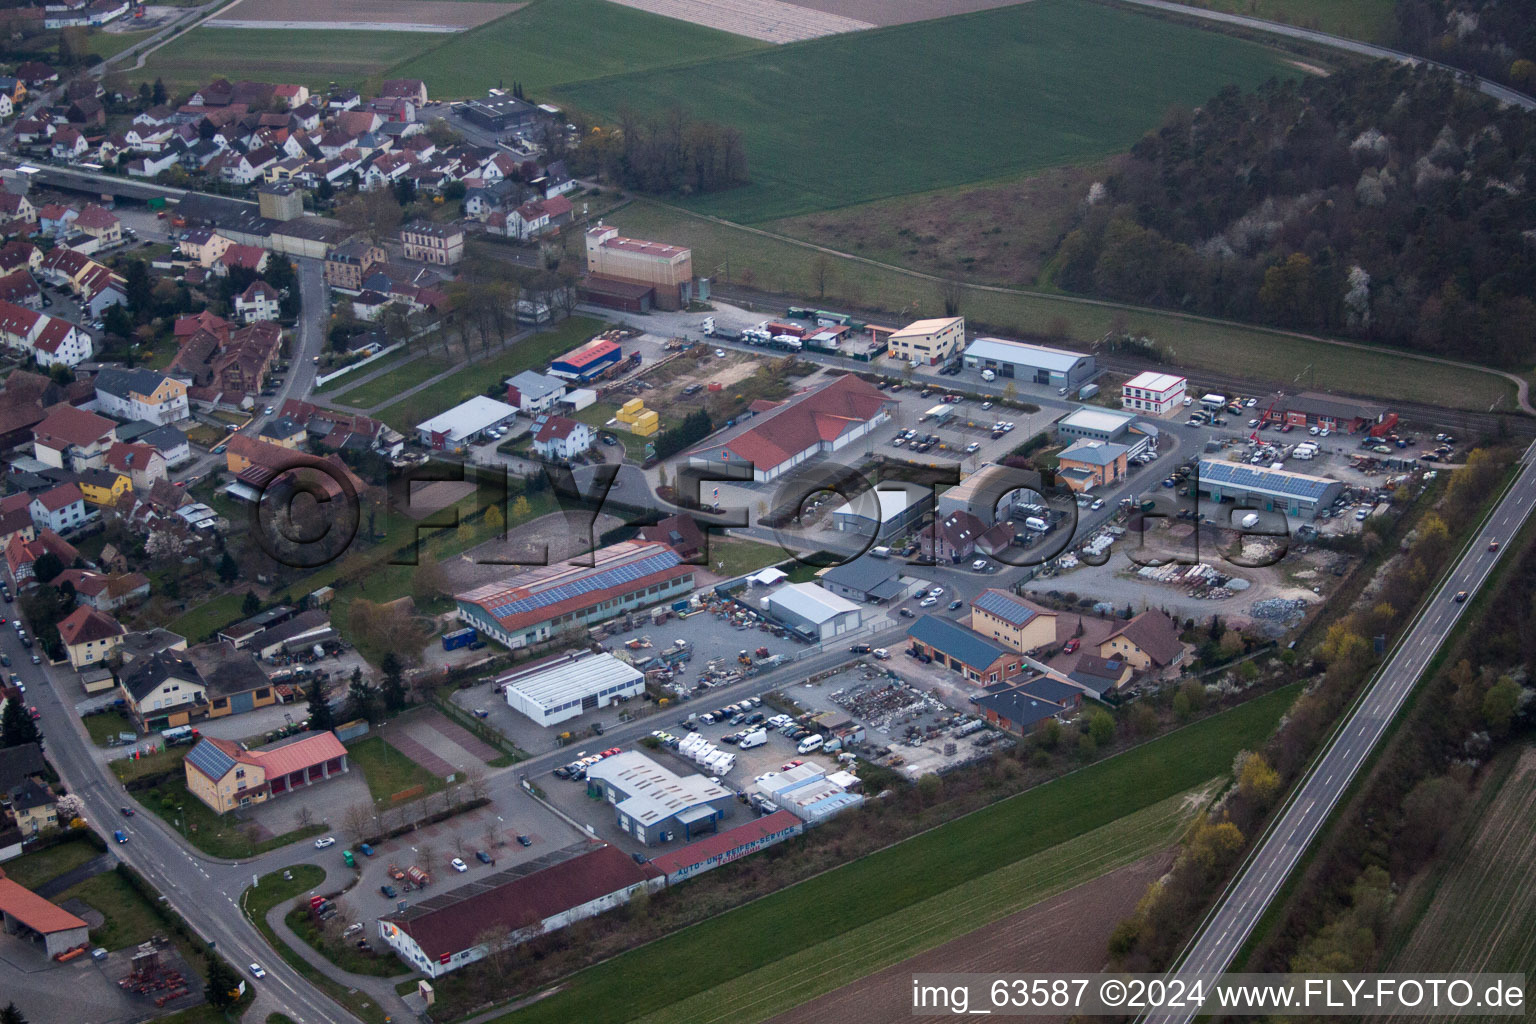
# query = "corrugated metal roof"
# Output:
<box><xmin>767</xmin><ymin>583</ymin><xmax>860</xmax><ymax>624</ymax></box>
<box><xmin>964</xmin><ymin>337</ymin><xmax>1088</xmax><ymax>373</ymax></box>
<box><xmin>499</xmin><ymin>652</ymin><xmax>642</xmax><ymax>711</ymax></box>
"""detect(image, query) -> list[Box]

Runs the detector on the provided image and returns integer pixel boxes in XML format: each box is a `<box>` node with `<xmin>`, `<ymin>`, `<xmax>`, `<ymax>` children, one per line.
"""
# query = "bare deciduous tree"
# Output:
<box><xmin>342</xmin><ymin>802</ymin><xmax>374</xmax><ymax>846</ymax></box>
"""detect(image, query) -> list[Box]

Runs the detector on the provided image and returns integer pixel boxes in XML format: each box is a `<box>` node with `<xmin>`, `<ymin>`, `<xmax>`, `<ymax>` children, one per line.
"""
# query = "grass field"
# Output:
<box><xmin>606</xmin><ymin>202</ymin><xmax>1515</xmax><ymax>410</ymax></box>
<box><xmin>348</xmin><ymin>734</ymin><xmax>446</xmax><ymax>805</ymax></box>
<box><xmin>0</xmin><ymin>837</ymin><xmax>101</xmax><ymax>889</ymax></box>
<box><xmin>89</xmin><ymin>29</ymin><xmax>153</xmax><ymax>61</ymax></box>
<box><xmin>168</xmin><ymin>591</ymin><xmax>247</xmax><ymax>643</ymax></box>
<box><xmin>384</xmin><ymin>0</ymin><xmax>765</xmax><ymax>99</ymax></box>
<box><xmin>315</xmin><ymin>349</ymin><xmax>420</xmax><ymax>396</ymax></box>
<box><xmin>1387</xmin><ymin>747</ymin><xmax>1536</xmax><ymax>1021</ymax></box>
<box><xmin>136</xmin><ymin>775</ymin><xmax>328</xmax><ymax>859</ymax></box>
<box><xmin>63</xmin><ymin>870</ymin><xmax>165</xmax><ymax>951</ymax></box>
<box><xmin>373</xmin><ymin>316</ymin><xmax>606</xmax><ymax>434</ymax></box>
<box><xmin>550</xmin><ymin>0</ymin><xmax>1297</xmax><ymax>222</ymax></box>
<box><xmin>646</xmin><ymin>786</ymin><xmax>1211</xmax><ymax>1024</ymax></box>
<box><xmin>1168</xmin><ymin>0</ymin><xmax>1396</xmax><ymax>42</ymax></box>
<box><xmin>495</xmin><ymin>683</ymin><xmax>1300</xmax><ymax>1024</ymax></box>
<box><xmin>84</xmin><ymin>708</ymin><xmax>135</xmax><ymax>746</ymax></box>
<box><xmin>701</xmin><ymin>536</ymin><xmax>785</xmax><ymax>577</ymax></box>
<box><xmin>331</xmin><ymin>353</ymin><xmax>452</xmax><ymax>411</ymax></box>
<box><xmin>133</xmin><ymin>27</ymin><xmax>438</xmax><ymax>93</ymax></box>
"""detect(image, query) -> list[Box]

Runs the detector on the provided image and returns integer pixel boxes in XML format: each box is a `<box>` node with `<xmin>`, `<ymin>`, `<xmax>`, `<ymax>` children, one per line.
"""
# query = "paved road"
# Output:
<box><xmin>1144</xmin><ymin>439</ymin><xmax>1536</xmax><ymax>1023</ymax></box>
<box><xmin>1118</xmin><ymin>0</ymin><xmax>1536</xmax><ymax>111</ymax></box>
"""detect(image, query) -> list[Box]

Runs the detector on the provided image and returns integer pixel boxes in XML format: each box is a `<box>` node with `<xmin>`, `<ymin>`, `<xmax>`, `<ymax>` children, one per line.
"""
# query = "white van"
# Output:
<box><xmin>738</xmin><ymin>729</ymin><xmax>767</xmax><ymax>749</ymax></box>
<box><xmin>980</xmin><ymin>369</ymin><xmax>997</xmax><ymax>382</ymax></box>
<box><xmin>870</xmin><ymin>545</ymin><xmax>892</xmax><ymax>558</ymax></box>
<box><xmin>797</xmin><ymin>734</ymin><xmax>824</xmax><ymax>755</ymax></box>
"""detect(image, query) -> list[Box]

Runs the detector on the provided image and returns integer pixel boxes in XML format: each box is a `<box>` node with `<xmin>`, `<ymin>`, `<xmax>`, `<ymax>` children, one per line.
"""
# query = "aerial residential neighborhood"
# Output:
<box><xmin>0</xmin><ymin>1</ymin><xmax>1531</xmax><ymax>1023</ymax></box>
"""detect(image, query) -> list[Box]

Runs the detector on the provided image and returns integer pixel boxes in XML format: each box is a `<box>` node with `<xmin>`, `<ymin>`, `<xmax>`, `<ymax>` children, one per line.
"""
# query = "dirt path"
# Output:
<box><xmin>766</xmin><ymin>849</ymin><xmax>1173</xmax><ymax>1024</ymax></box>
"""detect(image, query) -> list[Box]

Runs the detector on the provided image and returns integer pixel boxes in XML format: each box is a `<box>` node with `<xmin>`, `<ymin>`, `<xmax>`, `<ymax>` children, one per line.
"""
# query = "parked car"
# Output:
<box><xmin>450</xmin><ymin>858</ymin><xmax>468</xmax><ymax>873</ymax></box>
<box><xmin>476</xmin><ymin>850</ymin><xmax>492</xmax><ymax>864</ymax></box>
<box><xmin>517</xmin><ymin>835</ymin><xmax>532</xmax><ymax>847</ymax></box>
<box><xmin>359</xmin><ymin>843</ymin><xmax>374</xmax><ymax>856</ymax></box>
<box><xmin>314</xmin><ymin>836</ymin><xmax>336</xmax><ymax>849</ymax></box>
<box><xmin>380</xmin><ymin>884</ymin><xmax>397</xmax><ymax>898</ymax></box>
<box><xmin>1063</xmin><ymin>638</ymin><xmax>1080</xmax><ymax>654</ymax></box>
<box><xmin>948</xmin><ymin>600</ymin><xmax>963</xmax><ymax>610</ymax></box>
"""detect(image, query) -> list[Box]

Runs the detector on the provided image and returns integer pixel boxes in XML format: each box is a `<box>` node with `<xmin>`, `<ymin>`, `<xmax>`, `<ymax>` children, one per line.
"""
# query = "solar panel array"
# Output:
<box><xmin>1197</xmin><ymin>460</ymin><xmax>1334</xmax><ymax>502</ymax></box>
<box><xmin>973</xmin><ymin>589</ymin><xmax>1036</xmax><ymax>627</ymax></box>
<box><xmin>186</xmin><ymin>739</ymin><xmax>237</xmax><ymax>781</ymax></box>
<box><xmin>488</xmin><ymin>549</ymin><xmax>682</xmax><ymax>620</ymax></box>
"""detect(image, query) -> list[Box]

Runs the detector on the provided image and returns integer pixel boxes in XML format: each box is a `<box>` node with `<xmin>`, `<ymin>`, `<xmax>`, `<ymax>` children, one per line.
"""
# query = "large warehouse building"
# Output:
<box><xmin>1196</xmin><ymin>459</ymin><xmax>1343</xmax><ymax>519</ymax></box>
<box><xmin>456</xmin><ymin>540</ymin><xmax>695</xmax><ymax>650</ymax></box>
<box><xmin>456</xmin><ymin>91</ymin><xmax>541</xmax><ymax>132</ymax></box>
<box><xmin>586</xmin><ymin>750</ymin><xmax>735</xmax><ymax>846</ymax></box>
<box><xmin>378</xmin><ymin>843</ymin><xmax>662</xmax><ymax>977</ymax></box>
<box><xmin>584</xmin><ymin>225</ymin><xmax>693</xmax><ymax>310</ymax></box>
<box><xmin>549</xmin><ymin>337</ymin><xmax>624</xmax><ymax>381</ymax></box>
<box><xmin>962</xmin><ymin>337</ymin><xmax>1096</xmax><ymax>391</ymax></box>
<box><xmin>415</xmin><ymin>396</ymin><xmax>518</xmax><ymax>450</ymax></box>
<box><xmin>685</xmin><ymin>373</ymin><xmax>895</xmax><ymax>482</ymax></box>
<box><xmin>829</xmin><ymin>485</ymin><xmax>928</xmax><ymax>540</ymax></box>
<box><xmin>763</xmin><ymin>582</ymin><xmax>862</xmax><ymax>641</ymax></box>
<box><xmin>498</xmin><ymin>651</ymin><xmax>644</xmax><ymax>727</ymax></box>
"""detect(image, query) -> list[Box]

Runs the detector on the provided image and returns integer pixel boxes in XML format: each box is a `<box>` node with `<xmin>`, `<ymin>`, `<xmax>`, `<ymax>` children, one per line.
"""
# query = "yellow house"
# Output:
<box><xmin>76</xmin><ymin>468</ymin><xmax>132</xmax><ymax>507</ymax></box>
<box><xmin>120</xmin><ymin>651</ymin><xmax>207</xmax><ymax>731</ymax></box>
<box><xmin>57</xmin><ymin>606</ymin><xmax>126</xmax><ymax>669</ymax></box>
<box><xmin>1097</xmin><ymin>609</ymin><xmax>1185</xmax><ymax>672</ymax></box>
<box><xmin>9</xmin><ymin>780</ymin><xmax>56</xmax><ymax>836</ymax></box>
<box><xmin>969</xmin><ymin>589</ymin><xmax>1058</xmax><ymax>653</ymax></box>
<box><xmin>0</xmin><ymin>78</ymin><xmax>26</xmax><ymax>107</ymax></box>
<box><xmin>257</xmin><ymin>416</ymin><xmax>305</xmax><ymax>450</ymax></box>
<box><xmin>184</xmin><ymin>731</ymin><xmax>349</xmax><ymax>814</ymax></box>
<box><xmin>179</xmin><ymin>228</ymin><xmax>233</xmax><ymax>268</ymax></box>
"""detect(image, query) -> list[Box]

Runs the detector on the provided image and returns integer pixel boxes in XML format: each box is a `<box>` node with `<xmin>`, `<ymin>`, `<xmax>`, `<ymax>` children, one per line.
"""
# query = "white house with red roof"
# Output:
<box><xmin>233</xmin><ymin>279</ymin><xmax>280</xmax><ymax>322</ymax></box>
<box><xmin>31</xmin><ymin>404</ymin><xmax>116</xmax><ymax>469</ymax></box>
<box><xmin>29</xmin><ymin>482</ymin><xmax>88</xmax><ymax>534</ymax></box>
<box><xmin>57</xmin><ymin>605</ymin><xmax>125</xmax><ymax>668</ymax></box>
<box><xmin>684</xmin><ymin>374</ymin><xmax>896</xmax><ymax>482</ymax></box>
<box><xmin>531</xmin><ymin>412</ymin><xmax>592</xmax><ymax>461</ymax></box>
<box><xmin>105</xmin><ymin>441</ymin><xmax>168</xmax><ymax>490</ymax></box>
<box><xmin>0</xmin><ymin>299</ymin><xmax>91</xmax><ymax>367</ymax></box>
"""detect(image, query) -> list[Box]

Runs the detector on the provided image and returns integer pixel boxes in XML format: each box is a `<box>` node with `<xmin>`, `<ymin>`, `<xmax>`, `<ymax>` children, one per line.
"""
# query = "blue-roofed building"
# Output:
<box><xmin>455</xmin><ymin>540</ymin><xmax>695</xmax><ymax>650</ymax></box>
<box><xmin>971</xmin><ymin>675</ymin><xmax>1082</xmax><ymax>735</ymax></box>
<box><xmin>906</xmin><ymin>614</ymin><xmax>1023</xmax><ymax>685</ymax></box>
<box><xmin>969</xmin><ymin>588</ymin><xmax>1058</xmax><ymax>653</ymax></box>
<box><xmin>1196</xmin><ymin>459</ymin><xmax>1342</xmax><ymax>519</ymax></box>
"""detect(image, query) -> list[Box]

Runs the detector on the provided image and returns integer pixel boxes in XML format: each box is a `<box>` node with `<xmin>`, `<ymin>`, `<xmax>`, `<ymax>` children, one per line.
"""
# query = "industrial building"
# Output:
<box><xmin>754</xmin><ymin>763</ymin><xmax>865</xmax><ymax>824</ymax></box>
<box><xmin>455</xmin><ymin>540</ymin><xmax>695</xmax><ymax>650</ymax></box>
<box><xmin>962</xmin><ymin>337</ymin><xmax>1096</xmax><ymax>390</ymax></box>
<box><xmin>936</xmin><ymin>463</ymin><xmax>1032</xmax><ymax>522</ymax></box>
<box><xmin>906</xmin><ymin>614</ymin><xmax>1023</xmax><ymax>685</ymax></box>
<box><xmin>969</xmin><ymin>589</ymin><xmax>1057</xmax><ymax>653</ymax></box>
<box><xmin>584</xmin><ymin>225</ymin><xmax>692</xmax><ymax>310</ymax></box>
<box><xmin>1262</xmin><ymin>392</ymin><xmax>1396</xmax><ymax>435</ymax></box>
<box><xmin>685</xmin><ymin>373</ymin><xmax>895</xmax><ymax>482</ymax></box>
<box><xmin>504</xmin><ymin>370</ymin><xmax>567</xmax><ymax>414</ymax></box>
<box><xmin>456</xmin><ymin>91</ymin><xmax>542</xmax><ymax>133</ymax></box>
<box><xmin>648</xmin><ymin>810</ymin><xmax>804</xmax><ymax>884</ymax></box>
<box><xmin>586</xmin><ymin>750</ymin><xmax>735</xmax><ymax>846</ymax></box>
<box><xmin>763</xmin><ymin>582</ymin><xmax>862</xmax><ymax>641</ymax></box>
<box><xmin>819</xmin><ymin>556</ymin><xmax>921</xmax><ymax>604</ymax></box>
<box><xmin>1196</xmin><ymin>458</ymin><xmax>1343</xmax><ymax>519</ymax></box>
<box><xmin>886</xmin><ymin>316</ymin><xmax>964</xmax><ymax>366</ymax></box>
<box><xmin>1121</xmin><ymin>371</ymin><xmax>1187</xmax><ymax>415</ymax></box>
<box><xmin>1055</xmin><ymin>406</ymin><xmax>1137</xmax><ymax>444</ymax></box>
<box><xmin>549</xmin><ymin>337</ymin><xmax>623</xmax><ymax>381</ymax></box>
<box><xmin>829</xmin><ymin>484</ymin><xmax>929</xmax><ymax>539</ymax></box>
<box><xmin>415</xmin><ymin>396</ymin><xmax>518</xmax><ymax>450</ymax></box>
<box><xmin>378</xmin><ymin>843</ymin><xmax>663</xmax><ymax>977</ymax></box>
<box><xmin>497</xmin><ymin>651</ymin><xmax>644</xmax><ymax>727</ymax></box>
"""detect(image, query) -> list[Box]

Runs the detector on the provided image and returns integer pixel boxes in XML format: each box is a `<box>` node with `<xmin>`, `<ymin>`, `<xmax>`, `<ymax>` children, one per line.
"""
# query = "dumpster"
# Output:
<box><xmin>343</xmin><ymin>850</ymin><xmax>356</xmax><ymax>868</ymax></box>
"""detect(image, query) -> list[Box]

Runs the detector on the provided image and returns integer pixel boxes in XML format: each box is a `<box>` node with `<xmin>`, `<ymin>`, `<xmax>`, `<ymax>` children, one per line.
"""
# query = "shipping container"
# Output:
<box><xmin>442</xmin><ymin>627</ymin><xmax>477</xmax><ymax>651</ymax></box>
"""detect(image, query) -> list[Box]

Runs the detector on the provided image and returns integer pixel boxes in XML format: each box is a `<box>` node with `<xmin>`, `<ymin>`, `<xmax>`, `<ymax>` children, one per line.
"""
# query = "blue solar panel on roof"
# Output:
<box><xmin>487</xmin><ymin>550</ymin><xmax>682</xmax><ymax>619</ymax></box>
<box><xmin>1198</xmin><ymin>460</ymin><xmax>1333</xmax><ymax>502</ymax></box>
<box><xmin>973</xmin><ymin>590</ymin><xmax>1035</xmax><ymax>627</ymax></box>
<box><xmin>186</xmin><ymin>739</ymin><xmax>237</xmax><ymax>780</ymax></box>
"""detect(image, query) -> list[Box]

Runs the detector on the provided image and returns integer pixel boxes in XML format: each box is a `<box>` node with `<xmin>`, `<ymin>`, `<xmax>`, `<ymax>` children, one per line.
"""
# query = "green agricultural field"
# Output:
<box><xmin>373</xmin><ymin>316</ymin><xmax>606</xmax><ymax>434</ymax></box>
<box><xmin>551</xmin><ymin>0</ymin><xmax>1298</xmax><ymax>222</ymax></box>
<box><xmin>133</xmin><ymin>27</ymin><xmax>438</xmax><ymax>93</ymax></box>
<box><xmin>385</xmin><ymin>0</ymin><xmax>766</xmax><ymax>99</ymax></box>
<box><xmin>1169</xmin><ymin>0</ymin><xmax>1397</xmax><ymax>43</ymax></box>
<box><xmin>652</xmin><ymin>786</ymin><xmax>1210</xmax><ymax>1024</ymax></box>
<box><xmin>496</xmin><ymin>684</ymin><xmax>1300</xmax><ymax>1024</ymax></box>
<box><xmin>605</xmin><ymin>202</ymin><xmax>1515</xmax><ymax>410</ymax></box>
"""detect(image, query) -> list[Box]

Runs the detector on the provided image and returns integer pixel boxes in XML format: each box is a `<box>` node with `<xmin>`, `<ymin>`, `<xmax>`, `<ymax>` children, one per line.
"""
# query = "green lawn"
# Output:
<box><xmin>605</xmin><ymin>202</ymin><xmax>1515</xmax><ymax>410</ymax></box>
<box><xmin>652</xmin><ymin>787</ymin><xmax>1209</xmax><ymax>1024</ymax></box>
<box><xmin>348</xmin><ymin>734</ymin><xmax>446</xmax><ymax>806</ymax></box>
<box><xmin>0</xmin><ymin>837</ymin><xmax>102</xmax><ymax>889</ymax></box>
<box><xmin>110</xmin><ymin>745</ymin><xmax>187</xmax><ymax>784</ymax></box>
<box><xmin>84</xmin><ymin>709</ymin><xmax>135</xmax><ymax>747</ymax></box>
<box><xmin>550</xmin><ymin>0</ymin><xmax>1298</xmax><ymax>222</ymax></box>
<box><xmin>136</xmin><ymin>775</ymin><xmax>327</xmax><ymax>859</ymax></box>
<box><xmin>62</xmin><ymin>870</ymin><xmax>166</xmax><ymax>951</ymax></box>
<box><xmin>374</xmin><ymin>316</ymin><xmax>606</xmax><ymax>435</ymax></box>
<box><xmin>497</xmin><ymin>684</ymin><xmax>1300</xmax><ymax>1024</ymax></box>
<box><xmin>330</xmin><ymin>353</ymin><xmax>452</xmax><ymax>411</ymax></box>
<box><xmin>1168</xmin><ymin>0</ymin><xmax>1397</xmax><ymax>42</ymax></box>
<box><xmin>89</xmin><ymin>28</ymin><xmax>153</xmax><ymax>61</ymax></box>
<box><xmin>132</xmin><ymin>27</ymin><xmax>438</xmax><ymax>94</ymax></box>
<box><xmin>285</xmin><ymin>904</ymin><xmax>403</xmax><ymax>977</ymax></box>
<box><xmin>168</xmin><ymin>591</ymin><xmax>247</xmax><ymax>643</ymax></box>
<box><xmin>701</xmin><ymin>536</ymin><xmax>784</xmax><ymax>578</ymax></box>
<box><xmin>385</xmin><ymin>0</ymin><xmax>766</xmax><ymax>99</ymax></box>
<box><xmin>315</xmin><ymin>349</ymin><xmax>421</xmax><ymax>396</ymax></box>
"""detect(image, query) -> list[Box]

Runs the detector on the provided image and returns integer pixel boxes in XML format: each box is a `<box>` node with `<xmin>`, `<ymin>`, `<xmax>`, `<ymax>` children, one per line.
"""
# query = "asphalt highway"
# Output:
<box><xmin>1143</xmin><ymin>439</ymin><xmax>1536</xmax><ymax>1024</ymax></box>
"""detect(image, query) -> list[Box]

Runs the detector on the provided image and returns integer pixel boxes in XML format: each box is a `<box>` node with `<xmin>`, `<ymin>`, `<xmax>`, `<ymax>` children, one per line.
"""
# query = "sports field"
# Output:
<box><xmin>550</xmin><ymin>0</ymin><xmax>1299</xmax><ymax>222</ymax></box>
<box><xmin>132</xmin><ymin>27</ymin><xmax>438</xmax><ymax>93</ymax></box>
<box><xmin>493</xmin><ymin>683</ymin><xmax>1300</xmax><ymax>1024</ymax></box>
<box><xmin>1388</xmin><ymin>748</ymin><xmax>1536</xmax><ymax>1022</ymax></box>
<box><xmin>386</xmin><ymin>0</ymin><xmax>767</xmax><ymax>99</ymax></box>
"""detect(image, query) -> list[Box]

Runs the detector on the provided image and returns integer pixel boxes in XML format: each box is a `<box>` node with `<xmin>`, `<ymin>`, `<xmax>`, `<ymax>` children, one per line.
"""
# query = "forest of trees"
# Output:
<box><xmin>1049</xmin><ymin>63</ymin><xmax>1536</xmax><ymax>367</ymax></box>
<box><xmin>1394</xmin><ymin>0</ymin><xmax>1536</xmax><ymax>91</ymax></box>
<box><xmin>572</xmin><ymin>107</ymin><xmax>748</xmax><ymax>196</ymax></box>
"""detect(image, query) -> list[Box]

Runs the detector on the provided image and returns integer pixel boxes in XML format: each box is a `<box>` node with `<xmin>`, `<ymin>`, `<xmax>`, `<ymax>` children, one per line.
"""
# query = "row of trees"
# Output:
<box><xmin>571</xmin><ymin>107</ymin><xmax>748</xmax><ymax>196</ymax></box>
<box><xmin>1049</xmin><ymin>64</ymin><xmax>1536</xmax><ymax>367</ymax></box>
